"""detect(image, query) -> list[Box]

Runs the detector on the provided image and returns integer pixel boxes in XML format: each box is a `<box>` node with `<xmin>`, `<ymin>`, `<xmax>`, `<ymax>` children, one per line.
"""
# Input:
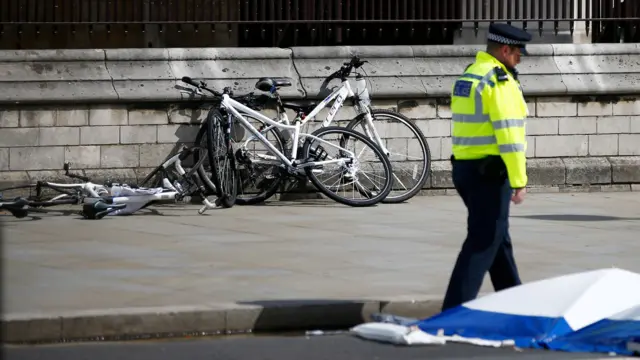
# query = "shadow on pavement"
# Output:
<box><xmin>513</xmin><ymin>214</ymin><xmax>640</xmax><ymax>222</ymax></box>
<box><xmin>236</xmin><ymin>299</ymin><xmax>377</xmax><ymax>332</ymax></box>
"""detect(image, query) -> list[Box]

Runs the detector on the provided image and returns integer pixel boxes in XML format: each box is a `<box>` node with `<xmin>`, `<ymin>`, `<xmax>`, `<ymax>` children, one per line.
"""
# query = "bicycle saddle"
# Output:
<box><xmin>255</xmin><ymin>77</ymin><xmax>292</xmax><ymax>92</ymax></box>
<box><xmin>81</xmin><ymin>199</ymin><xmax>127</xmax><ymax>220</ymax></box>
<box><xmin>0</xmin><ymin>197</ymin><xmax>29</xmax><ymax>219</ymax></box>
<box><xmin>281</xmin><ymin>100</ymin><xmax>318</xmax><ymax>115</ymax></box>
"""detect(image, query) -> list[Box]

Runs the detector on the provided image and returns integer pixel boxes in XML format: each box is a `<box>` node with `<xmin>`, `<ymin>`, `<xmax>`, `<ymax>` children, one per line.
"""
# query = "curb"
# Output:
<box><xmin>1</xmin><ymin>296</ymin><xmax>443</xmax><ymax>344</ymax></box>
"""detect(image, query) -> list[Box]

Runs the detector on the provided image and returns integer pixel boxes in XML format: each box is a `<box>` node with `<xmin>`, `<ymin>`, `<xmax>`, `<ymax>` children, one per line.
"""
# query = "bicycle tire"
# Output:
<box><xmin>346</xmin><ymin>108</ymin><xmax>431</xmax><ymax>203</ymax></box>
<box><xmin>302</xmin><ymin>126</ymin><xmax>393</xmax><ymax>207</ymax></box>
<box><xmin>206</xmin><ymin>109</ymin><xmax>238</xmax><ymax>208</ymax></box>
<box><xmin>233</xmin><ymin>113</ymin><xmax>287</xmax><ymax>205</ymax></box>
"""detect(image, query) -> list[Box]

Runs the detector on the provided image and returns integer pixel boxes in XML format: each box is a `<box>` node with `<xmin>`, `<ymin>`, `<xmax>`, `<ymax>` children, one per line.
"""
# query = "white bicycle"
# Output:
<box><xmin>181</xmin><ymin>76</ymin><xmax>394</xmax><ymax>208</ymax></box>
<box><xmin>235</xmin><ymin>56</ymin><xmax>431</xmax><ymax>204</ymax></box>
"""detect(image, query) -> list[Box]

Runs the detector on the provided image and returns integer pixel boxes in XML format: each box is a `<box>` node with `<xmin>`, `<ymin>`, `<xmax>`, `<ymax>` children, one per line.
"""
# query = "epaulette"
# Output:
<box><xmin>494</xmin><ymin>66</ymin><xmax>509</xmax><ymax>82</ymax></box>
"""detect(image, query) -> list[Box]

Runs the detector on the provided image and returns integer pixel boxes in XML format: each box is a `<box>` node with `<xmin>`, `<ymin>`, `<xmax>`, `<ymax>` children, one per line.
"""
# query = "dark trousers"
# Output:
<box><xmin>441</xmin><ymin>158</ymin><xmax>522</xmax><ymax>312</ymax></box>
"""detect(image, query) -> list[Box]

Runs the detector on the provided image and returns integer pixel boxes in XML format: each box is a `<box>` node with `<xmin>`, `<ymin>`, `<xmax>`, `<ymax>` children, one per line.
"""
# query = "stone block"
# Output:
<box><xmin>526</xmin><ymin>118</ymin><xmax>558</xmax><ymax>135</ymax></box>
<box><xmin>619</xmin><ymin>134</ymin><xmax>640</xmax><ymax>155</ymax></box>
<box><xmin>157</xmin><ymin>124</ymin><xmax>200</xmax><ymax>144</ymax></box>
<box><xmin>558</xmin><ymin>117</ymin><xmax>596</xmax><ymax>135</ymax></box>
<box><xmin>64</xmin><ymin>146</ymin><xmax>101</xmax><ymax>169</ymax></box>
<box><xmin>430</xmin><ymin>160</ymin><xmax>452</xmax><ymax>188</ymax></box>
<box><xmin>632</xmin><ymin>117</ymin><xmax>640</xmax><ymax>133</ymax></box>
<box><xmin>385</xmin><ymin>138</ymin><xmax>407</xmax><ymax>161</ymax></box>
<box><xmin>19</xmin><ymin>109</ymin><xmax>56</xmax><ymax>127</ymax></box>
<box><xmin>596</xmin><ymin>116</ymin><xmax>631</xmax><ymax>134</ymax></box>
<box><xmin>39</xmin><ymin>127</ymin><xmax>80</xmax><ymax>146</ymax></box>
<box><xmin>525</xmin><ymin>136</ymin><xmax>535</xmax><ymax>158</ymax></box>
<box><xmin>613</xmin><ymin>99</ymin><xmax>640</xmax><ymax>115</ymax></box>
<box><xmin>84</xmin><ymin>168</ymin><xmax>138</xmax><ymax>185</ymax></box>
<box><xmin>535</xmin><ymin>135</ymin><xmax>588</xmax><ymax>157</ymax></box>
<box><xmin>372</xmin><ymin>100</ymin><xmax>399</xmax><ymax>110</ymax></box>
<box><xmin>536</xmin><ymin>98</ymin><xmax>577</xmax><ymax>117</ymax></box>
<box><xmin>588</xmin><ymin>134</ymin><xmax>618</xmax><ymax>156</ymax></box>
<box><xmin>397</xmin><ymin>99</ymin><xmax>437</xmax><ymax>119</ymax></box>
<box><xmin>100</xmin><ymin>145</ymin><xmax>139</xmax><ymax>168</ymax></box>
<box><xmin>26</xmin><ymin>170</ymin><xmax>71</xmax><ymax>182</ymax></box>
<box><xmin>441</xmin><ymin>137</ymin><xmax>452</xmax><ymax>160</ymax></box>
<box><xmin>56</xmin><ymin>108</ymin><xmax>89</xmax><ymax>126</ymax></box>
<box><xmin>563</xmin><ymin>157</ymin><xmax>611</xmax><ymax>185</ymax></box>
<box><xmin>120</xmin><ymin>125</ymin><xmax>157</xmax><ymax>144</ymax></box>
<box><xmin>0</xmin><ymin>148</ymin><xmax>8</xmax><ymax>170</ymax></box>
<box><xmin>577</xmin><ymin>102</ymin><xmax>613</xmax><ymax>116</ymax></box>
<box><xmin>80</xmin><ymin>126</ymin><xmax>120</xmax><ymax>145</ymax></box>
<box><xmin>415</xmin><ymin>119</ymin><xmax>450</xmax><ymax>138</ymax></box>
<box><xmin>0</xmin><ymin>110</ymin><xmax>19</xmax><ymax>127</ymax></box>
<box><xmin>608</xmin><ymin>156</ymin><xmax>640</xmax><ymax>183</ymax></box>
<box><xmin>0</xmin><ymin>171</ymin><xmax>29</xmax><ymax>189</ymax></box>
<box><xmin>424</xmin><ymin>138</ymin><xmax>441</xmax><ymax>160</ymax></box>
<box><xmin>526</xmin><ymin>158</ymin><xmax>565</xmax><ymax>186</ymax></box>
<box><xmin>89</xmin><ymin>106</ymin><xmax>128</xmax><ymax>126</ymax></box>
<box><xmin>9</xmin><ymin>147</ymin><xmax>65</xmax><ymax>171</ymax></box>
<box><xmin>436</xmin><ymin>104</ymin><xmax>451</xmax><ymax>118</ymax></box>
<box><xmin>168</xmin><ymin>107</ymin><xmax>209</xmax><ymax>124</ymax></box>
<box><xmin>128</xmin><ymin>109</ymin><xmax>169</xmax><ymax>125</ymax></box>
<box><xmin>139</xmin><ymin>143</ymin><xmax>178</xmax><ymax>167</ymax></box>
<box><xmin>0</xmin><ymin>128</ymin><xmax>39</xmax><ymax>146</ymax></box>
<box><xmin>526</xmin><ymin>99</ymin><xmax>536</xmax><ymax>117</ymax></box>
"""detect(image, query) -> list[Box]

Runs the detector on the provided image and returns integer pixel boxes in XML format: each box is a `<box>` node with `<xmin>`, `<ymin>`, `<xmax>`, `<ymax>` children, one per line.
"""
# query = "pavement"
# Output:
<box><xmin>6</xmin><ymin>334</ymin><xmax>638</xmax><ymax>360</ymax></box>
<box><xmin>2</xmin><ymin>192</ymin><xmax>640</xmax><ymax>344</ymax></box>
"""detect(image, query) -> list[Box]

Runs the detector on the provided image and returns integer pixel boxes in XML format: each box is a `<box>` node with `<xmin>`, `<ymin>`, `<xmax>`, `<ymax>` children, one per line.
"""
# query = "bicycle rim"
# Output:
<box><xmin>347</xmin><ymin>109</ymin><xmax>431</xmax><ymax>203</ymax></box>
<box><xmin>207</xmin><ymin>109</ymin><xmax>238</xmax><ymax>208</ymax></box>
<box><xmin>302</xmin><ymin>126</ymin><xmax>393</xmax><ymax>207</ymax></box>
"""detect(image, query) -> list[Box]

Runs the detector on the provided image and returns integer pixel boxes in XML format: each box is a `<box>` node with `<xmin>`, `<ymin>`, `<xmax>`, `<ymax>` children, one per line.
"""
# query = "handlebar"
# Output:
<box><xmin>325</xmin><ymin>55</ymin><xmax>369</xmax><ymax>82</ymax></box>
<box><xmin>63</xmin><ymin>162</ymin><xmax>90</xmax><ymax>182</ymax></box>
<box><xmin>180</xmin><ymin>76</ymin><xmax>270</xmax><ymax>111</ymax></box>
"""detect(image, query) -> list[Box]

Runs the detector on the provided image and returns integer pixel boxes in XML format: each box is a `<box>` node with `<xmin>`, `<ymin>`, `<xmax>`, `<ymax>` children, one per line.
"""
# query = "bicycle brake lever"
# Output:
<box><xmin>194</xmin><ymin>88</ymin><xmax>205</xmax><ymax>96</ymax></box>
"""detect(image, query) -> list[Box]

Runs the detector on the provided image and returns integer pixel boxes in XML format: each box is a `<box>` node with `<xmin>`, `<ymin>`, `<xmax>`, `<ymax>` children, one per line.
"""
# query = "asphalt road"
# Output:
<box><xmin>4</xmin><ymin>334</ymin><xmax>627</xmax><ymax>360</ymax></box>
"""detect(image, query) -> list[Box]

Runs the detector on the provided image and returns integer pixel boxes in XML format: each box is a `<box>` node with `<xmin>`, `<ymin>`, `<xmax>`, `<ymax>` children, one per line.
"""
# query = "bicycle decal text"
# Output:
<box><xmin>324</xmin><ymin>87</ymin><xmax>348</xmax><ymax>126</ymax></box>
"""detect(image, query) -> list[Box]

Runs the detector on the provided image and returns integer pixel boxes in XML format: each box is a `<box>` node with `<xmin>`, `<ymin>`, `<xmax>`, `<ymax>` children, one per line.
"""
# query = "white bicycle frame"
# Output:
<box><xmin>43</xmin><ymin>182</ymin><xmax>109</xmax><ymax>201</ymax></box>
<box><xmin>155</xmin><ymin>149</ymin><xmax>217</xmax><ymax>215</ymax></box>
<box><xmin>223</xmin><ymin>94</ymin><xmax>357</xmax><ymax>169</ymax></box>
<box><xmin>242</xmin><ymin>78</ymin><xmax>389</xmax><ymax>156</ymax></box>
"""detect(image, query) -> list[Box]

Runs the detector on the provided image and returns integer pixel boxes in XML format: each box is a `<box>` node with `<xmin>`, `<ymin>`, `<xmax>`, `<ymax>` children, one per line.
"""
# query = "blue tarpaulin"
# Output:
<box><xmin>414</xmin><ymin>268</ymin><xmax>640</xmax><ymax>356</ymax></box>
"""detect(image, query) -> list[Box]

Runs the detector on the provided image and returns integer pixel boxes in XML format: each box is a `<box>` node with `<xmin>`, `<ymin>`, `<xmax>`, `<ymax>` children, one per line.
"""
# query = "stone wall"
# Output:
<box><xmin>1</xmin><ymin>44</ymin><xmax>639</xmax><ymax>193</ymax></box>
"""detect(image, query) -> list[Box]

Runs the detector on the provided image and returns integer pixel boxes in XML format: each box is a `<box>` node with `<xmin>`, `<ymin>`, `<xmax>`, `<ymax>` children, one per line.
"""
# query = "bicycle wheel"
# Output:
<box><xmin>0</xmin><ymin>183</ymin><xmax>76</xmax><ymax>202</ymax></box>
<box><xmin>233</xmin><ymin>113</ymin><xmax>287</xmax><ymax>205</ymax></box>
<box><xmin>206</xmin><ymin>109</ymin><xmax>238</xmax><ymax>208</ymax></box>
<box><xmin>346</xmin><ymin>108</ymin><xmax>431</xmax><ymax>203</ymax></box>
<box><xmin>302</xmin><ymin>126</ymin><xmax>393</xmax><ymax>207</ymax></box>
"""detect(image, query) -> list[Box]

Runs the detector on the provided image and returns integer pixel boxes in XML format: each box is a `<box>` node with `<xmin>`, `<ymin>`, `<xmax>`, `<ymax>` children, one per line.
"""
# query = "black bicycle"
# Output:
<box><xmin>181</xmin><ymin>76</ymin><xmax>270</xmax><ymax>208</ymax></box>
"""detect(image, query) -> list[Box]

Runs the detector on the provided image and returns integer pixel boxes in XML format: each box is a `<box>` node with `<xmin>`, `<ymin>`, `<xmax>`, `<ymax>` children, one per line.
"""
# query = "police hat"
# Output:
<box><xmin>487</xmin><ymin>23</ymin><xmax>532</xmax><ymax>55</ymax></box>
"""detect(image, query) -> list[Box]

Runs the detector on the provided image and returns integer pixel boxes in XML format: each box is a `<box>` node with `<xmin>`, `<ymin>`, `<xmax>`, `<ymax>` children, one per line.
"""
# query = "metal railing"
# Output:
<box><xmin>1</xmin><ymin>0</ymin><xmax>638</xmax><ymax>49</ymax></box>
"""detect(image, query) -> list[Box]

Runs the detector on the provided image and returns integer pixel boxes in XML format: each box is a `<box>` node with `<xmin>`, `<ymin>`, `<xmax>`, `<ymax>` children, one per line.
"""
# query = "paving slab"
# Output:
<box><xmin>2</xmin><ymin>192</ymin><xmax>640</xmax><ymax>343</ymax></box>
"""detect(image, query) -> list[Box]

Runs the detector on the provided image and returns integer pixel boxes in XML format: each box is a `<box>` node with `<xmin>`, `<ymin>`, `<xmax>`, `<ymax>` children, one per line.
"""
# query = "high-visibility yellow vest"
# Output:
<box><xmin>450</xmin><ymin>51</ymin><xmax>528</xmax><ymax>188</ymax></box>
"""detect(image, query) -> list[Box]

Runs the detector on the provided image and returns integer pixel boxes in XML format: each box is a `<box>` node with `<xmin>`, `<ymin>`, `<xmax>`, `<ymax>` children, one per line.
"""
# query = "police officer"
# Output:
<box><xmin>441</xmin><ymin>23</ymin><xmax>532</xmax><ymax>311</ymax></box>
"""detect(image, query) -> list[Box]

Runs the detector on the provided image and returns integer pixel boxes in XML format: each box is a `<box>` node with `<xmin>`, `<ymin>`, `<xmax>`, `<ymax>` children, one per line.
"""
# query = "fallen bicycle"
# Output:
<box><xmin>0</xmin><ymin>145</ymin><xmax>224</xmax><ymax>219</ymax></box>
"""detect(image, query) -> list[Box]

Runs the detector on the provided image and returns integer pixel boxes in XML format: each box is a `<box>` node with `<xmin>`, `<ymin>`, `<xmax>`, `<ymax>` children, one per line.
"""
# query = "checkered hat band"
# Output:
<box><xmin>488</xmin><ymin>32</ymin><xmax>524</xmax><ymax>45</ymax></box>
